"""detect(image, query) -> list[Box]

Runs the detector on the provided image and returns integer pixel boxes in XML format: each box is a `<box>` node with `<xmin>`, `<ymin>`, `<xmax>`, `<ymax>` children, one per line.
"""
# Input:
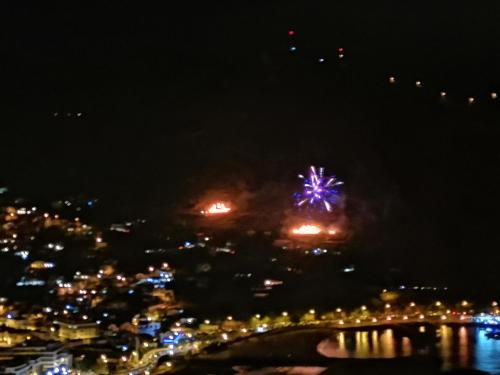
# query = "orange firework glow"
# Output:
<box><xmin>291</xmin><ymin>224</ymin><xmax>323</xmax><ymax>235</ymax></box>
<box><xmin>201</xmin><ymin>202</ymin><xmax>232</xmax><ymax>216</ymax></box>
<box><xmin>328</xmin><ymin>228</ymin><xmax>338</xmax><ymax>235</ymax></box>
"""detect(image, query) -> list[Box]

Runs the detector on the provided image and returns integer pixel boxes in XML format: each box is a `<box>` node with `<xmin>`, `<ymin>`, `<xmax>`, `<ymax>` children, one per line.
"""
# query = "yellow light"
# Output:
<box><xmin>386</xmin><ymin>316</ymin><xmax>392</xmax><ymax>321</ymax></box>
<box><xmin>227</xmin><ymin>316</ymin><xmax>233</xmax><ymax>321</ymax></box>
<box><xmin>389</xmin><ymin>76</ymin><xmax>396</xmax><ymax>83</ymax></box>
<box><xmin>491</xmin><ymin>92</ymin><xmax>498</xmax><ymax>100</ymax></box>
<box><xmin>440</xmin><ymin>91</ymin><xmax>447</xmax><ymax>97</ymax></box>
<box><xmin>291</xmin><ymin>224</ymin><xmax>322</xmax><ymax>235</ymax></box>
<box><xmin>204</xmin><ymin>319</ymin><xmax>210</xmax><ymax>325</ymax></box>
<box><xmin>355</xmin><ymin>319</ymin><xmax>361</xmax><ymax>323</ymax></box>
<box><xmin>385</xmin><ymin>303</ymin><xmax>391</xmax><ymax>309</ymax></box>
<box><xmin>441</xmin><ymin>315</ymin><xmax>447</xmax><ymax>320</ymax></box>
<box><xmin>372</xmin><ymin>318</ymin><xmax>377</xmax><ymax>322</ymax></box>
<box><xmin>409</xmin><ymin>302</ymin><xmax>416</xmax><ymax>307</ymax></box>
<box><xmin>492</xmin><ymin>301</ymin><xmax>498</xmax><ymax>307</ymax></box>
<box><xmin>336</xmin><ymin>308</ymin><xmax>342</xmax><ymax>313</ymax></box>
<box><xmin>309</xmin><ymin>309</ymin><xmax>315</xmax><ymax>314</ymax></box>
<box><xmin>339</xmin><ymin>320</ymin><xmax>344</xmax><ymax>325</ymax></box>
<box><xmin>403</xmin><ymin>315</ymin><xmax>408</xmax><ymax>320</ymax></box>
<box><xmin>361</xmin><ymin>305</ymin><xmax>367</xmax><ymax>311</ymax></box>
<box><xmin>282</xmin><ymin>311</ymin><xmax>288</xmax><ymax>317</ymax></box>
<box><xmin>203</xmin><ymin>202</ymin><xmax>231</xmax><ymax>216</ymax></box>
<box><xmin>468</xmin><ymin>97</ymin><xmax>475</xmax><ymax>104</ymax></box>
<box><xmin>255</xmin><ymin>314</ymin><xmax>261</xmax><ymax>319</ymax></box>
<box><xmin>419</xmin><ymin>314</ymin><xmax>425</xmax><ymax>319</ymax></box>
<box><xmin>435</xmin><ymin>301</ymin><xmax>442</xmax><ymax>306</ymax></box>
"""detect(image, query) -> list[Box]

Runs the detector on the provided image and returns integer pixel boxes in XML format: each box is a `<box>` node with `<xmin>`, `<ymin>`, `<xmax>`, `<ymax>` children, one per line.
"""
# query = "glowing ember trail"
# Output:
<box><xmin>201</xmin><ymin>202</ymin><xmax>231</xmax><ymax>216</ymax></box>
<box><xmin>291</xmin><ymin>224</ymin><xmax>323</xmax><ymax>235</ymax></box>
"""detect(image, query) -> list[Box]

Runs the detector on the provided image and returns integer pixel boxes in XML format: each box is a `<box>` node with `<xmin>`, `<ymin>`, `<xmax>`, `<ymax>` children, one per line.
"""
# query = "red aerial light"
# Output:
<box><xmin>288</xmin><ymin>30</ymin><xmax>295</xmax><ymax>36</ymax></box>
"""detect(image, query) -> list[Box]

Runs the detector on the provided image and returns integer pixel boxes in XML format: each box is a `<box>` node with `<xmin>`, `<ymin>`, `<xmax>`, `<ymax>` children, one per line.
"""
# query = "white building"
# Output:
<box><xmin>0</xmin><ymin>343</ymin><xmax>72</xmax><ymax>375</ymax></box>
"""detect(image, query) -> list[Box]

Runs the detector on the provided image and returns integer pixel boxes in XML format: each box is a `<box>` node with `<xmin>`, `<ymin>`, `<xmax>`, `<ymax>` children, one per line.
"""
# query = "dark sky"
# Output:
<box><xmin>3</xmin><ymin>1</ymin><xmax>500</xmax><ymax>278</ymax></box>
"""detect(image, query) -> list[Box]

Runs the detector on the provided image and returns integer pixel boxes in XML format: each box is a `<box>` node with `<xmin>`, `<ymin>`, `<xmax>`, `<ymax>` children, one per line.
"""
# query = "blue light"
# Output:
<box><xmin>162</xmin><ymin>332</ymin><xmax>184</xmax><ymax>345</ymax></box>
<box><xmin>473</xmin><ymin>314</ymin><xmax>500</xmax><ymax>326</ymax></box>
<box><xmin>128</xmin><ymin>289</ymin><xmax>134</xmax><ymax>294</ymax></box>
<box><xmin>87</xmin><ymin>201</ymin><xmax>93</xmax><ymax>207</ymax></box>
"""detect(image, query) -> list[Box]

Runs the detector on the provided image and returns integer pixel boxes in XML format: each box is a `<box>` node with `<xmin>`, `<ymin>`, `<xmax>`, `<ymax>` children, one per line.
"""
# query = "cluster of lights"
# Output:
<box><xmin>388</xmin><ymin>77</ymin><xmax>498</xmax><ymax>104</ymax></box>
<box><xmin>286</xmin><ymin>29</ymin><xmax>499</xmax><ymax>106</ymax></box>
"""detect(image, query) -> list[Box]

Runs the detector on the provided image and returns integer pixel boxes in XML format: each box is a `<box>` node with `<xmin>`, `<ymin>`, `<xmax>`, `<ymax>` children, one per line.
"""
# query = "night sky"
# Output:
<box><xmin>4</xmin><ymin>2</ymin><xmax>500</xmax><ymax>284</ymax></box>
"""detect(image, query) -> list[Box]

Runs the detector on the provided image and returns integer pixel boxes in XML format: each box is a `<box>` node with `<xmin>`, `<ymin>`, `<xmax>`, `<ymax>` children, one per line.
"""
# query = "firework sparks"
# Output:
<box><xmin>296</xmin><ymin>166</ymin><xmax>343</xmax><ymax>212</ymax></box>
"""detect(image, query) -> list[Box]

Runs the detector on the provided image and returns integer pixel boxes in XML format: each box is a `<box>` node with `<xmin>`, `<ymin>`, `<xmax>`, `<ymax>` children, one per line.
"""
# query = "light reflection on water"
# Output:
<box><xmin>318</xmin><ymin>328</ymin><xmax>411</xmax><ymax>359</ymax></box>
<box><xmin>317</xmin><ymin>326</ymin><xmax>500</xmax><ymax>374</ymax></box>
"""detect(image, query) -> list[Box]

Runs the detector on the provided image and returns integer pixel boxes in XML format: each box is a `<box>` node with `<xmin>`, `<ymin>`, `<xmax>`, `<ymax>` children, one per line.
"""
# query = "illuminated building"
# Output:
<box><xmin>136</xmin><ymin>319</ymin><xmax>161</xmax><ymax>337</ymax></box>
<box><xmin>56</xmin><ymin>321</ymin><xmax>99</xmax><ymax>340</ymax></box>
<box><xmin>0</xmin><ymin>343</ymin><xmax>72</xmax><ymax>375</ymax></box>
